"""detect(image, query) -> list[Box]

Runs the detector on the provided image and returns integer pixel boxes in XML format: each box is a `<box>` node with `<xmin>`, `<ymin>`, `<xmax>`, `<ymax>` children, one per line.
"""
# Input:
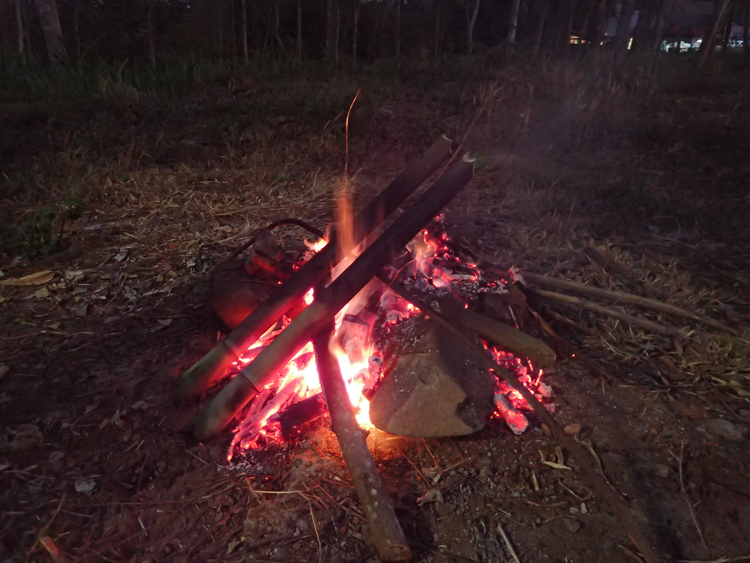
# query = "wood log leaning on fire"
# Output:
<box><xmin>190</xmin><ymin>153</ymin><xmax>476</xmax><ymax>442</ymax></box>
<box><xmin>483</xmin><ymin>265</ymin><xmax>742</xmax><ymax>337</ymax></box>
<box><xmin>382</xmin><ymin>281</ymin><xmax>662</xmax><ymax>563</ymax></box>
<box><xmin>177</xmin><ymin>135</ymin><xmax>453</xmax><ymax>400</ymax></box>
<box><xmin>313</xmin><ymin>323</ymin><xmax>412</xmax><ymax>562</ymax></box>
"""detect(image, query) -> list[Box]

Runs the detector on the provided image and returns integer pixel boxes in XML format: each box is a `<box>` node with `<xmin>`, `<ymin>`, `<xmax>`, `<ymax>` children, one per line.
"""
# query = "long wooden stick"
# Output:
<box><xmin>434</xmin><ymin>294</ymin><xmax>556</xmax><ymax>367</ymax></box>
<box><xmin>190</xmin><ymin>155</ymin><xmax>475</xmax><ymax>441</ymax></box>
<box><xmin>521</xmin><ymin>270</ymin><xmax>741</xmax><ymax>336</ymax></box>
<box><xmin>313</xmin><ymin>324</ymin><xmax>411</xmax><ymax>562</ymax></box>
<box><xmin>529</xmin><ymin>287</ymin><xmax>678</xmax><ymax>336</ymax></box>
<box><xmin>386</xmin><ymin>282</ymin><xmax>661</xmax><ymax>563</ymax></box>
<box><xmin>178</xmin><ymin>136</ymin><xmax>453</xmax><ymax>399</ymax></box>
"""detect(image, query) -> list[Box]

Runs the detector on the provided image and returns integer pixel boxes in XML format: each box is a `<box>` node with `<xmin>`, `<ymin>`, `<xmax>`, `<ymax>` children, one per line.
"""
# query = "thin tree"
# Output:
<box><xmin>325</xmin><ymin>0</ymin><xmax>335</xmax><ymax>58</ymax></box>
<box><xmin>652</xmin><ymin>0</ymin><xmax>667</xmax><ymax>52</ymax></box>
<box><xmin>506</xmin><ymin>0</ymin><xmax>521</xmax><ymax>51</ymax></box>
<box><xmin>532</xmin><ymin>0</ymin><xmax>548</xmax><ymax>57</ymax></box>
<box><xmin>14</xmin><ymin>0</ymin><xmax>24</xmax><ymax>58</ymax></box>
<box><xmin>722</xmin><ymin>0</ymin><xmax>736</xmax><ymax>50</ymax></box>
<box><xmin>396</xmin><ymin>0</ymin><xmax>401</xmax><ymax>59</ymax></box>
<box><xmin>297</xmin><ymin>0</ymin><xmax>302</xmax><ymax>58</ymax></box>
<box><xmin>352</xmin><ymin>0</ymin><xmax>360</xmax><ymax>66</ymax></box>
<box><xmin>274</xmin><ymin>0</ymin><xmax>283</xmax><ymax>53</ymax></box>
<box><xmin>35</xmin><ymin>0</ymin><xmax>66</xmax><ymax>65</ymax></box>
<box><xmin>434</xmin><ymin>0</ymin><xmax>441</xmax><ymax>56</ymax></box>
<box><xmin>147</xmin><ymin>0</ymin><xmax>156</xmax><ymax>69</ymax></box>
<box><xmin>612</xmin><ymin>0</ymin><xmax>635</xmax><ymax>66</ymax></box>
<box><xmin>335</xmin><ymin>0</ymin><xmax>340</xmax><ymax>62</ymax></box>
<box><xmin>698</xmin><ymin>0</ymin><xmax>731</xmax><ymax>66</ymax></box>
<box><xmin>558</xmin><ymin>0</ymin><xmax>578</xmax><ymax>57</ymax></box>
<box><xmin>241</xmin><ymin>0</ymin><xmax>248</xmax><ymax>62</ymax></box>
<box><xmin>744</xmin><ymin>3</ymin><xmax>749</xmax><ymax>63</ymax></box>
<box><xmin>592</xmin><ymin>0</ymin><xmax>608</xmax><ymax>50</ymax></box>
<box><xmin>467</xmin><ymin>0</ymin><xmax>480</xmax><ymax>54</ymax></box>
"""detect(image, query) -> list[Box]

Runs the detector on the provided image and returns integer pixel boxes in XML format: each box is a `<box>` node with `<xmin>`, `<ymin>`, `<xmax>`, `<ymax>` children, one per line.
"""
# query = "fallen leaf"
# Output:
<box><xmin>39</xmin><ymin>536</ymin><xmax>66</xmax><ymax>563</ymax></box>
<box><xmin>417</xmin><ymin>489</ymin><xmax>444</xmax><ymax>505</ymax></box>
<box><xmin>130</xmin><ymin>400</ymin><xmax>149</xmax><ymax>411</ymax></box>
<box><xmin>34</xmin><ymin>287</ymin><xmax>50</xmax><ymax>299</ymax></box>
<box><xmin>564</xmin><ymin>423</ymin><xmax>582</xmax><ymax>436</ymax></box>
<box><xmin>0</xmin><ymin>461</ymin><xmax>10</xmax><ymax>471</ymax></box>
<box><xmin>0</xmin><ymin>365</ymin><xmax>9</xmax><ymax>381</ymax></box>
<box><xmin>0</xmin><ymin>270</ymin><xmax>54</xmax><ymax>287</ymax></box>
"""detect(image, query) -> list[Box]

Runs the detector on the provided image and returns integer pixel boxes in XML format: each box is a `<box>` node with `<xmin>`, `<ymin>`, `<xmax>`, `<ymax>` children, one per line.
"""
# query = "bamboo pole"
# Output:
<box><xmin>313</xmin><ymin>324</ymin><xmax>411</xmax><ymax>562</ymax></box>
<box><xmin>178</xmin><ymin>136</ymin><xmax>452</xmax><ymax>399</ymax></box>
<box><xmin>386</xmin><ymin>283</ymin><xmax>661</xmax><ymax>563</ymax></box>
<box><xmin>529</xmin><ymin>288</ymin><xmax>677</xmax><ymax>335</ymax></box>
<box><xmin>434</xmin><ymin>295</ymin><xmax>556</xmax><ymax>367</ymax></box>
<box><xmin>519</xmin><ymin>270</ymin><xmax>742</xmax><ymax>336</ymax></box>
<box><xmin>190</xmin><ymin>154</ymin><xmax>475</xmax><ymax>441</ymax></box>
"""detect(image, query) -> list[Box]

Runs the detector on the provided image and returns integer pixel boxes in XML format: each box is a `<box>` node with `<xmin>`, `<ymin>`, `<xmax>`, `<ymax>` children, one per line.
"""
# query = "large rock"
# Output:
<box><xmin>369</xmin><ymin>315</ymin><xmax>495</xmax><ymax>437</ymax></box>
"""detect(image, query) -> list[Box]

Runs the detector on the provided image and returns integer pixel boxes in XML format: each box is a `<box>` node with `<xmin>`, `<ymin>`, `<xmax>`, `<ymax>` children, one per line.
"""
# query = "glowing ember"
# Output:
<box><xmin>227</xmin><ymin>221</ymin><xmax>550</xmax><ymax>461</ymax></box>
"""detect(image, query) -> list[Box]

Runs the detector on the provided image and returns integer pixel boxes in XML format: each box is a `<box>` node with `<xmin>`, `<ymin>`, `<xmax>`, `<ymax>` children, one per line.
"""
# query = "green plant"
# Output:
<box><xmin>16</xmin><ymin>196</ymin><xmax>85</xmax><ymax>258</ymax></box>
<box><xmin>18</xmin><ymin>205</ymin><xmax>57</xmax><ymax>258</ymax></box>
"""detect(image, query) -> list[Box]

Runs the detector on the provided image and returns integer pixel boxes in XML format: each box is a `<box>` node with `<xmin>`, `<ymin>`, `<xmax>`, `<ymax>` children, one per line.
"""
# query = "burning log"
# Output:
<box><xmin>433</xmin><ymin>294</ymin><xmax>556</xmax><ymax>368</ymax></box>
<box><xmin>177</xmin><ymin>136</ymin><xmax>453</xmax><ymax>399</ymax></box>
<box><xmin>313</xmin><ymin>324</ymin><xmax>412</xmax><ymax>562</ymax></box>
<box><xmin>190</xmin><ymin>154</ymin><xmax>475</xmax><ymax>441</ymax></box>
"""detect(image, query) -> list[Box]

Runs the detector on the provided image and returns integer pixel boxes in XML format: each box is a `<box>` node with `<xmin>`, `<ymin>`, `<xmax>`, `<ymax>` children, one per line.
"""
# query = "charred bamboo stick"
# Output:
<box><xmin>528</xmin><ymin>288</ymin><xmax>678</xmax><ymax>335</ymax></box>
<box><xmin>178</xmin><ymin>136</ymin><xmax>453</xmax><ymax>398</ymax></box>
<box><xmin>313</xmin><ymin>324</ymin><xmax>411</xmax><ymax>562</ymax></box>
<box><xmin>387</xmin><ymin>284</ymin><xmax>661</xmax><ymax>563</ymax></box>
<box><xmin>434</xmin><ymin>295</ymin><xmax>556</xmax><ymax>367</ymax></box>
<box><xmin>190</xmin><ymin>154</ymin><xmax>475</xmax><ymax>441</ymax></box>
<box><xmin>522</xmin><ymin>270</ymin><xmax>741</xmax><ymax>336</ymax></box>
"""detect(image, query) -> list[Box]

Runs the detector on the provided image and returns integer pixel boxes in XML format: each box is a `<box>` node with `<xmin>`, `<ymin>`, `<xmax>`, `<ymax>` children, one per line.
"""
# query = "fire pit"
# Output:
<box><xmin>178</xmin><ymin>137</ymin><xmax>557</xmax><ymax>561</ymax></box>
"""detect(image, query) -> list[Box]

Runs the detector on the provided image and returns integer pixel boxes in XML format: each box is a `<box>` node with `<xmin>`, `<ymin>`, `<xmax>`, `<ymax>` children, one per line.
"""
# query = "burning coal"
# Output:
<box><xmin>225</xmin><ymin>219</ymin><xmax>553</xmax><ymax>461</ymax></box>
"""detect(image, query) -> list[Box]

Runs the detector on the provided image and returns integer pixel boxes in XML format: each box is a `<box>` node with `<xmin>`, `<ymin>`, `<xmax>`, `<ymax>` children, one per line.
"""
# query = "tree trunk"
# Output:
<box><xmin>274</xmin><ymin>0</ymin><xmax>283</xmax><ymax>53</ymax></box>
<box><xmin>241</xmin><ymin>0</ymin><xmax>248</xmax><ymax>62</ymax></box>
<box><xmin>506</xmin><ymin>0</ymin><xmax>521</xmax><ymax>51</ymax></box>
<box><xmin>297</xmin><ymin>0</ymin><xmax>302</xmax><ymax>58</ymax></box>
<box><xmin>743</xmin><ymin>4</ymin><xmax>749</xmax><ymax>63</ymax></box>
<box><xmin>395</xmin><ymin>0</ymin><xmax>401</xmax><ymax>59</ymax></box>
<box><xmin>467</xmin><ymin>0</ymin><xmax>480</xmax><ymax>54</ymax></box>
<box><xmin>612</xmin><ymin>0</ymin><xmax>635</xmax><ymax>66</ymax></box>
<box><xmin>352</xmin><ymin>0</ymin><xmax>359</xmax><ymax>66</ymax></box>
<box><xmin>15</xmin><ymin>0</ymin><xmax>24</xmax><ymax>58</ymax></box>
<box><xmin>434</xmin><ymin>0</ymin><xmax>440</xmax><ymax>56</ymax></box>
<box><xmin>591</xmin><ymin>0</ymin><xmax>608</xmax><ymax>51</ymax></box>
<box><xmin>35</xmin><ymin>0</ymin><xmax>65</xmax><ymax>65</ymax></box>
<box><xmin>722</xmin><ymin>0</ymin><xmax>735</xmax><ymax>50</ymax></box>
<box><xmin>147</xmin><ymin>0</ymin><xmax>156</xmax><ymax>69</ymax></box>
<box><xmin>218</xmin><ymin>0</ymin><xmax>224</xmax><ymax>61</ymax></box>
<box><xmin>231</xmin><ymin>0</ymin><xmax>236</xmax><ymax>58</ymax></box>
<box><xmin>558</xmin><ymin>0</ymin><xmax>578</xmax><ymax>57</ymax></box>
<box><xmin>652</xmin><ymin>0</ymin><xmax>666</xmax><ymax>52</ymax></box>
<box><xmin>698</xmin><ymin>0</ymin><xmax>731</xmax><ymax>66</ymax></box>
<box><xmin>325</xmin><ymin>0</ymin><xmax>335</xmax><ymax>58</ymax></box>
<box><xmin>335</xmin><ymin>0</ymin><xmax>340</xmax><ymax>63</ymax></box>
<box><xmin>532</xmin><ymin>0</ymin><xmax>548</xmax><ymax>56</ymax></box>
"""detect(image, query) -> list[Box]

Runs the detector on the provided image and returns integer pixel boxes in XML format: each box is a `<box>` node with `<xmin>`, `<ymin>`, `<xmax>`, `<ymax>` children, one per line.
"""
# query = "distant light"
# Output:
<box><xmin>628</xmin><ymin>37</ymin><xmax>633</xmax><ymax>50</ymax></box>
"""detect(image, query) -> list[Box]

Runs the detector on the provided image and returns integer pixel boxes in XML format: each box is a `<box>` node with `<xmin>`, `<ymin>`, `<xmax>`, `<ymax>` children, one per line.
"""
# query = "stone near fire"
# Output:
<box><xmin>369</xmin><ymin>316</ymin><xmax>495</xmax><ymax>438</ymax></box>
<box><xmin>209</xmin><ymin>263</ymin><xmax>274</xmax><ymax>329</ymax></box>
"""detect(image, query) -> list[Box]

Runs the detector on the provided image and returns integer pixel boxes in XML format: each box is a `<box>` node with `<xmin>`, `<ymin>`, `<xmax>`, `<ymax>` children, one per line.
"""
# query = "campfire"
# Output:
<box><xmin>178</xmin><ymin>137</ymin><xmax>556</xmax><ymax>561</ymax></box>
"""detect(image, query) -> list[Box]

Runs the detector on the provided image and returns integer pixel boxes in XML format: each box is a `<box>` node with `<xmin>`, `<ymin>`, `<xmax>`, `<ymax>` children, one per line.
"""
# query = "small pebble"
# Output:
<box><xmin>564</xmin><ymin>423</ymin><xmax>582</xmax><ymax>436</ymax></box>
<box><xmin>704</xmin><ymin>418</ymin><xmax>744</xmax><ymax>442</ymax></box>
<box><xmin>564</xmin><ymin>518</ymin><xmax>582</xmax><ymax>533</ymax></box>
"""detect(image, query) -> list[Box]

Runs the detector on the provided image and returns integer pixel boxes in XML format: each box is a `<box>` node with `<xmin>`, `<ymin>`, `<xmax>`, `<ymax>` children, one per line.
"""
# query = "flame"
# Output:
<box><xmin>228</xmin><ymin>221</ymin><xmax>549</xmax><ymax>460</ymax></box>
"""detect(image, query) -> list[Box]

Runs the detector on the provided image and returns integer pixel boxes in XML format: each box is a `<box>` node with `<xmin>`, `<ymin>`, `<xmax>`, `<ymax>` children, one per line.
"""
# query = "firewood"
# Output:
<box><xmin>189</xmin><ymin>154</ymin><xmax>474</xmax><ymax>441</ymax></box>
<box><xmin>313</xmin><ymin>324</ymin><xmax>411</xmax><ymax>562</ymax></box>
<box><xmin>529</xmin><ymin>288</ymin><xmax>678</xmax><ymax>335</ymax></box>
<box><xmin>521</xmin><ymin>269</ymin><xmax>742</xmax><ymax>336</ymax></box>
<box><xmin>177</xmin><ymin>136</ymin><xmax>453</xmax><ymax>399</ymax></box>
<box><xmin>434</xmin><ymin>294</ymin><xmax>556</xmax><ymax>368</ymax></box>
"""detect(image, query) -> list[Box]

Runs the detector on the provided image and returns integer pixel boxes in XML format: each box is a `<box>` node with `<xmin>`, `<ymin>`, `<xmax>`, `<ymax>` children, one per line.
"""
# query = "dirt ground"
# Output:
<box><xmin>1</xmin><ymin>58</ymin><xmax>750</xmax><ymax>563</ymax></box>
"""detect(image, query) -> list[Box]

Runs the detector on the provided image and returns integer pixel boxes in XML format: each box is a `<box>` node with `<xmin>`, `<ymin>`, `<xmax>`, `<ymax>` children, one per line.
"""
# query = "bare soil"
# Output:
<box><xmin>1</xmin><ymin>59</ymin><xmax>749</xmax><ymax>563</ymax></box>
